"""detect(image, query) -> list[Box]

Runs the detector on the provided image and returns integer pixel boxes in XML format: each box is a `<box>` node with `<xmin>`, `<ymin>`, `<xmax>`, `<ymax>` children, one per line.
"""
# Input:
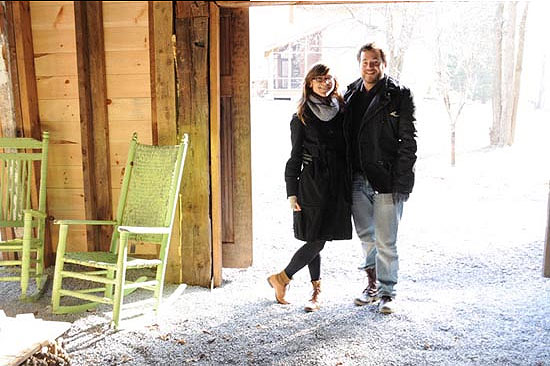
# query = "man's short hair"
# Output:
<box><xmin>357</xmin><ymin>42</ymin><xmax>387</xmax><ymax>65</ymax></box>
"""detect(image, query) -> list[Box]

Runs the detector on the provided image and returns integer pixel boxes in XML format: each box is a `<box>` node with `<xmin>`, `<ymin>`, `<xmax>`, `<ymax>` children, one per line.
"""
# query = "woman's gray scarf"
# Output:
<box><xmin>307</xmin><ymin>94</ymin><xmax>340</xmax><ymax>122</ymax></box>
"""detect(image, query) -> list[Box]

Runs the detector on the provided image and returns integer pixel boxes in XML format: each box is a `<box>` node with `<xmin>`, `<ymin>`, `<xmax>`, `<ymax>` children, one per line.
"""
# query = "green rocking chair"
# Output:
<box><xmin>0</xmin><ymin>132</ymin><xmax>49</xmax><ymax>301</ymax></box>
<box><xmin>51</xmin><ymin>133</ymin><xmax>189</xmax><ymax>329</ymax></box>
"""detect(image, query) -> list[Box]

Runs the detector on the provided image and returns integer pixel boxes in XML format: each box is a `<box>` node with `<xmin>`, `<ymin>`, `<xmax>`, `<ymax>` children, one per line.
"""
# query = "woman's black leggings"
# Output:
<box><xmin>284</xmin><ymin>240</ymin><xmax>326</xmax><ymax>281</ymax></box>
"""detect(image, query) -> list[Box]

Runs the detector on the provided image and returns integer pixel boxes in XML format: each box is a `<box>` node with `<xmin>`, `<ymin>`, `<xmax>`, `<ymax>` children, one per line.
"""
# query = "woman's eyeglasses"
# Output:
<box><xmin>313</xmin><ymin>75</ymin><xmax>334</xmax><ymax>83</ymax></box>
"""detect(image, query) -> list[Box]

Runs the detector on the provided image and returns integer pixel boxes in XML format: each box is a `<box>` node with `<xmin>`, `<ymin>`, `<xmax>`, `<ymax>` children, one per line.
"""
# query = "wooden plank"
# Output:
<box><xmin>38</xmin><ymin>99</ymin><xmax>79</xmax><ymax>122</ymax></box>
<box><xmin>47</xmin><ymin>165</ymin><xmax>83</xmax><ymax>188</ymax></box>
<box><xmin>219</xmin><ymin>10</ymin><xmax>234</xmax><ymax>245</ymax></box>
<box><xmin>12</xmin><ymin>1</ymin><xmax>54</xmax><ymax>265</ymax></box>
<box><xmin>209</xmin><ymin>2</ymin><xmax>222</xmax><ymax>287</ymax></box>
<box><xmin>30</xmin><ymin>2</ymin><xmax>75</xmax><ymax>30</ymax></box>
<box><xmin>106</xmin><ymin>74</ymin><xmax>151</xmax><ymax>98</ymax></box>
<box><xmin>103</xmin><ymin>26</ymin><xmax>149</xmax><ymax>51</ymax></box>
<box><xmin>36</xmin><ymin>75</ymin><xmax>78</xmax><ymax>99</ymax></box>
<box><xmin>40</xmin><ymin>120</ymin><xmax>80</xmax><ymax>141</ymax></box>
<box><xmin>74</xmin><ymin>1</ymin><xmax>113</xmax><ymax>252</ymax></box>
<box><xmin>31</xmin><ymin>28</ymin><xmax>76</xmax><ymax>53</ymax></box>
<box><xmin>37</xmin><ymin>74</ymin><xmax>150</xmax><ymax>99</ymax></box>
<box><xmin>2</xmin><ymin>2</ymin><xmax>23</xmax><ymax>138</ymax></box>
<box><xmin>107</xmin><ymin>98</ymin><xmax>151</xmax><ymax>120</ymax></box>
<box><xmin>47</xmin><ymin>144</ymin><xmax>81</xmax><ymax>166</ymax></box>
<box><xmin>49</xmin><ymin>226</ymin><xmax>87</xmax><ymax>252</ymax></box>
<box><xmin>176</xmin><ymin>1</ymin><xmax>212</xmax><ymax>287</ymax></box>
<box><xmin>34</xmin><ymin>52</ymin><xmax>77</xmax><ymax>76</ymax></box>
<box><xmin>105</xmin><ymin>50</ymin><xmax>150</xmax><ymax>74</ymax></box>
<box><xmin>220</xmin><ymin>97</ymin><xmax>234</xmax><ymax>243</ymax></box>
<box><xmin>108</xmin><ymin>121</ymin><xmax>152</xmax><ymax>142</ymax></box>
<box><xmin>13</xmin><ymin>1</ymin><xmax>41</xmax><ymax>140</ymax></box>
<box><xmin>221</xmin><ymin>7</ymin><xmax>253</xmax><ymax>268</ymax></box>
<box><xmin>544</xmin><ymin>181</ymin><xmax>550</xmax><ymax>278</ymax></box>
<box><xmin>103</xmin><ymin>1</ymin><xmax>148</xmax><ymax>28</ymax></box>
<box><xmin>34</xmin><ymin>51</ymin><xmax>149</xmax><ymax>76</ymax></box>
<box><xmin>0</xmin><ymin>313</ymin><xmax>71</xmax><ymax>366</ymax></box>
<box><xmin>47</xmin><ymin>188</ymin><xmax>85</xmax><ymax>211</ymax></box>
<box><xmin>149</xmin><ymin>1</ymin><xmax>177</xmax><ymax>145</ymax></box>
<box><xmin>149</xmin><ymin>1</ymin><xmax>180</xmax><ymax>282</ymax></box>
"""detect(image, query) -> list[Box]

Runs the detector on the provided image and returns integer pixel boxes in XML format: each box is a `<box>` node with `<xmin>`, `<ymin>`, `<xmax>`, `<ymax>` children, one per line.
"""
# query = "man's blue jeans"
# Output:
<box><xmin>351</xmin><ymin>174</ymin><xmax>403</xmax><ymax>298</ymax></box>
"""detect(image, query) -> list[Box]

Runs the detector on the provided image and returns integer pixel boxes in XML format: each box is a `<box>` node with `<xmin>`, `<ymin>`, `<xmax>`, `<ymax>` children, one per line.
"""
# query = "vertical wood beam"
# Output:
<box><xmin>149</xmin><ymin>1</ymin><xmax>177</xmax><ymax>146</ymax></box>
<box><xmin>74</xmin><ymin>1</ymin><xmax>113</xmax><ymax>252</ymax></box>
<box><xmin>149</xmin><ymin>1</ymin><xmax>181</xmax><ymax>283</ymax></box>
<box><xmin>175</xmin><ymin>1</ymin><xmax>212</xmax><ymax>287</ymax></box>
<box><xmin>220</xmin><ymin>10</ymin><xmax>234</xmax><ymax>245</ymax></box>
<box><xmin>11</xmin><ymin>1</ymin><xmax>39</xmax><ymax>141</ymax></box>
<box><xmin>1</xmin><ymin>1</ymin><xmax>22</xmax><ymax>138</ymax></box>
<box><xmin>221</xmin><ymin>7</ymin><xmax>252</xmax><ymax>268</ymax></box>
<box><xmin>9</xmin><ymin>2</ymin><xmax>53</xmax><ymax>265</ymax></box>
<box><xmin>209</xmin><ymin>2</ymin><xmax>222</xmax><ymax>287</ymax></box>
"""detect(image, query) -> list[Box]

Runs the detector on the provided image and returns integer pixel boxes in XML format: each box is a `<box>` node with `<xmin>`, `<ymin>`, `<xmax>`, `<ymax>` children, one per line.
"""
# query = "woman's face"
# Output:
<box><xmin>309</xmin><ymin>74</ymin><xmax>335</xmax><ymax>97</ymax></box>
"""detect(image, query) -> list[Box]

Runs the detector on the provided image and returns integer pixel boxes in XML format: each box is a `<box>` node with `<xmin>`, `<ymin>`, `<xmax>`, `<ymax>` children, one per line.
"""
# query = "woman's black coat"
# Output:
<box><xmin>284</xmin><ymin>106</ymin><xmax>352</xmax><ymax>242</ymax></box>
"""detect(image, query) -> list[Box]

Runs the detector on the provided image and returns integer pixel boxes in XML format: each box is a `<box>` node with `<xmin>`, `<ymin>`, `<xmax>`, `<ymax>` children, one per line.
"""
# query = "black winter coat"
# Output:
<box><xmin>343</xmin><ymin>76</ymin><xmax>417</xmax><ymax>193</ymax></box>
<box><xmin>285</xmin><ymin>106</ymin><xmax>352</xmax><ymax>242</ymax></box>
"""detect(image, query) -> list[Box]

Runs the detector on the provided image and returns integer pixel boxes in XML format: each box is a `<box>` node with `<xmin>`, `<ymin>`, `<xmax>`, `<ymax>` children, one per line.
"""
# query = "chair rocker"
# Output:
<box><xmin>0</xmin><ymin>132</ymin><xmax>50</xmax><ymax>301</ymax></box>
<box><xmin>51</xmin><ymin>133</ymin><xmax>189</xmax><ymax>329</ymax></box>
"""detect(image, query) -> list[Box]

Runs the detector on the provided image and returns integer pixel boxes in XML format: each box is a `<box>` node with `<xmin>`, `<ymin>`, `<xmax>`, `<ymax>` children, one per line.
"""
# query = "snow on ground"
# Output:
<box><xmin>1</xmin><ymin>98</ymin><xmax>549</xmax><ymax>365</ymax></box>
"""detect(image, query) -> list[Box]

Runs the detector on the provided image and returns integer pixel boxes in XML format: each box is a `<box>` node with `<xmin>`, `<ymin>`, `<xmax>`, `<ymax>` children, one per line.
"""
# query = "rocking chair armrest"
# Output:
<box><xmin>117</xmin><ymin>226</ymin><xmax>171</xmax><ymax>234</ymax></box>
<box><xmin>54</xmin><ymin>219</ymin><xmax>118</xmax><ymax>226</ymax></box>
<box><xmin>23</xmin><ymin>209</ymin><xmax>47</xmax><ymax>219</ymax></box>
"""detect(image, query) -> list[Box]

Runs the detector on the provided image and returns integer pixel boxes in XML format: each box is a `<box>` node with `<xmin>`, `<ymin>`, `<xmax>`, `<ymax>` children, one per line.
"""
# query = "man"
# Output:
<box><xmin>343</xmin><ymin>42</ymin><xmax>417</xmax><ymax>314</ymax></box>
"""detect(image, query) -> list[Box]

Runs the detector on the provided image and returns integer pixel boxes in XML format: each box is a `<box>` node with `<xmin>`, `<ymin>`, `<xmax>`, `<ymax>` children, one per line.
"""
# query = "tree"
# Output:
<box><xmin>433</xmin><ymin>3</ymin><xmax>496</xmax><ymax>166</ymax></box>
<box><xmin>343</xmin><ymin>3</ymin><xmax>418</xmax><ymax>79</ymax></box>
<box><xmin>490</xmin><ymin>2</ymin><xmax>529</xmax><ymax>146</ymax></box>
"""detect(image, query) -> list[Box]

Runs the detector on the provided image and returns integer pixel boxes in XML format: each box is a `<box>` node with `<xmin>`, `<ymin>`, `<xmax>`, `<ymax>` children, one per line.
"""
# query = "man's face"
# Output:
<box><xmin>359</xmin><ymin>49</ymin><xmax>385</xmax><ymax>89</ymax></box>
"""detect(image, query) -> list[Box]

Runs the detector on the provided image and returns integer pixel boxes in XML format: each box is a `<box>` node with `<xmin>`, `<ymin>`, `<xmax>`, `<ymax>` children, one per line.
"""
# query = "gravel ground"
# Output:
<box><xmin>2</xmin><ymin>101</ymin><xmax>550</xmax><ymax>365</ymax></box>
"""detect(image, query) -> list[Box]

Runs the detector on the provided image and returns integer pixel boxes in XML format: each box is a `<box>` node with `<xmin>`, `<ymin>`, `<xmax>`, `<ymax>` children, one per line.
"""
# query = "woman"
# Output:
<box><xmin>268</xmin><ymin>63</ymin><xmax>352</xmax><ymax>312</ymax></box>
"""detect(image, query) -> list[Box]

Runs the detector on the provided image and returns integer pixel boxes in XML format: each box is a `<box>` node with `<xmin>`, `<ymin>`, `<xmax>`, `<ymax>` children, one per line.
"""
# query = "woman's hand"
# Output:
<box><xmin>288</xmin><ymin>195</ymin><xmax>302</xmax><ymax>211</ymax></box>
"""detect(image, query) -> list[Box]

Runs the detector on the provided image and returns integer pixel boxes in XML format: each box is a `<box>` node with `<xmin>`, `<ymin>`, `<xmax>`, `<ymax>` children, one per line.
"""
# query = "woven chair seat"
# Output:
<box><xmin>64</xmin><ymin>252</ymin><xmax>162</xmax><ymax>269</ymax></box>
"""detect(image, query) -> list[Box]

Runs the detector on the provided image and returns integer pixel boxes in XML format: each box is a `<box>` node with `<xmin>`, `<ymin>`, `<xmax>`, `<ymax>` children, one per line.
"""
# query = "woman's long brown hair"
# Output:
<box><xmin>296</xmin><ymin>63</ymin><xmax>343</xmax><ymax>124</ymax></box>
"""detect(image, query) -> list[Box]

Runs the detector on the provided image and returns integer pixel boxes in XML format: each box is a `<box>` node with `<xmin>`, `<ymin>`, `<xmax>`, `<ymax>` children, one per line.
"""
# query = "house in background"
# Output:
<box><xmin>251</xmin><ymin>5</ymin><xmax>386</xmax><ymax>101</ymax></box>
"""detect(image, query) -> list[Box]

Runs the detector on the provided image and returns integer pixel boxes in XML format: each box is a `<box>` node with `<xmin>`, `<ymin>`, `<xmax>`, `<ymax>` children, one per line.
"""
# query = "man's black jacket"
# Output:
<box><xmin>343</xmin><ymin>75</ymin><xmax>417</xmax><ymax>194</ymax></box>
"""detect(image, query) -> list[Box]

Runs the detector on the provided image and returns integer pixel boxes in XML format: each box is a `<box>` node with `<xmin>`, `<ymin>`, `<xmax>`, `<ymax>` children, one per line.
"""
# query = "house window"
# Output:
<box><xmin>271</xmin><ymin>31</ymin><xmax>322</xmax><ymax>91</ymax></box>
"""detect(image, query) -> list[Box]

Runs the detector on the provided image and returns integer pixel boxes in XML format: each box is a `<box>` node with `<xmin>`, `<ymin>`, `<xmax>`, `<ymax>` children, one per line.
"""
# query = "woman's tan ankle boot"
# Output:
<box><xmin>304</xmin><ymin>280</ymin><xmax>321</xmax><ymax>312</ymax></box>
<box><xmin>267</xmin><ymin>270</ymin><xmax>291</xmax><ymax>304</ymax></box>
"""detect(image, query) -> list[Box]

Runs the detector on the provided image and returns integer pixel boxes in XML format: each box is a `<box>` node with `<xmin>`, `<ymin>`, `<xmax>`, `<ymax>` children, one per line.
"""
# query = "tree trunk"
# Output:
<box><xmin>536</xmin><ymin>54</ymin><xmax>546</xmax><ymax>110</ymax></box>
<box><xmin>450</xmin><ymin>125</ymin><xmax>456</xmax><ymax>167</ymax></box>
<box><xmin>490</xmin><ymin>2</ymin><xmax>504</xmax><ymax>146</ymax></box>
<box><xmin>508</xmin><ymin>2</ymin><xmax>529</xmax><ymax>146</ymax></box>
<box><xmin>500</xmin><ymin>2</ymin><xmax>517</xmax><ymax>146</ymax></box>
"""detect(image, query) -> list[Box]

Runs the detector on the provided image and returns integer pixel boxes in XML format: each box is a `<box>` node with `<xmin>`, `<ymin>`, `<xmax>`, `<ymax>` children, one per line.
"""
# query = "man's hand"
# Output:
<box><xmin>288</xmin><ymin>195</ymin><xmax>302</xmax><ymax>211</ymax></box>
<box><xmin>392</xmin><ymin>192</ymin><xmax>409</xmax><ymax>205</ymax></box>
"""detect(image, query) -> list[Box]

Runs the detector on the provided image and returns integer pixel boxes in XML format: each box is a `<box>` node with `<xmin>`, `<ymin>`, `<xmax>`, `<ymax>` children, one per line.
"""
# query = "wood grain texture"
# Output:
<box><xmin>220</xmin><ymin>7</ymin><xmax>252</xmax><ymax>268</ymax></box>
<box><xmin>74</xmin><ymin>1</ymin><xmax>113</xmax><ymax>252</ymax></box>
<box><xmin>176</xmin><ymin>1</ymin><xmax>212</xmax><ymax>287</ymax></box>
<box><xmin>209</xmin><ymin>1</ymin><xmax>222</xmax><ymax>287</ymax></box>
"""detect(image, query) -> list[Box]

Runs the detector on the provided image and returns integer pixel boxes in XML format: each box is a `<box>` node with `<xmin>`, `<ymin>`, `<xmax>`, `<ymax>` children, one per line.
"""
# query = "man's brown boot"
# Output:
<box><xmin>267</xmin><ymin>270</ymin><xmax>291</xmax><ymax>304</ymax></box>
<box><xmin>354</xmin><ymin>267</ymin><xmax>379</xmax><ymax>306</ymax></box>
<box><xmin>304</xmin><ymin>280</ymin><xmax>321</xmax><ymax>312</ymax></box>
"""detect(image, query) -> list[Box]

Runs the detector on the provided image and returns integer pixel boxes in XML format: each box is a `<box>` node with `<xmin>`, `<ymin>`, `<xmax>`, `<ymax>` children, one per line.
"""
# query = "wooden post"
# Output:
<box><xmin>149</xmin><ymin>1</ymin><xmax>182</xmax><ymax>283</ymax></box>
<box><xmin>220</xmin><ymin>6</ymin><xmax>253</xmax><ymax>268</ymax></box>
<box><xmin>74</xmin><ymin>1</ymin><xmax>113</xmax><ymax>252</ymax></box>
<box><xmin>209</xmin><ymin>2</ymin><xmax>222</xmax><ymax>287</ymax></box>
<box><xmin>9</xmin><ymin>1</ymin><xmax>54</xmax><ymax>265</ymax></box>
<box><xmin>544</xmin><ymin>181</ymin><xmax>550</xmax><ymax>278</ymax></box>
<box><xmin>175</xmin><ymin>1</ymin><xmax>212</xmax><ymax>287</ymax></box>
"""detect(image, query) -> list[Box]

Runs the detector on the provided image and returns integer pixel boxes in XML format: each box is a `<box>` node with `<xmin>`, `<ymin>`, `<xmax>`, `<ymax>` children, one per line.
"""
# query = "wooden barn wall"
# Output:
<box><xmin>30</xmin><ymin>1</ymin><xmax>154</xmax><ymax>252</ymax></box>
<box><xmin>30</xmin><ymin>1</ymin><xmax>86</xmax><ymax>253</ymax></box>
